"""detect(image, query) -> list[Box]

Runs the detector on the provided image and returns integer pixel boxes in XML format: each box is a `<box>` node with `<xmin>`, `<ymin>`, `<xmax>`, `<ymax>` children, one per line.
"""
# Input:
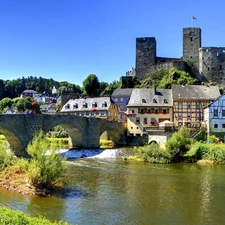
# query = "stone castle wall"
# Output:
<box><xmin>135</xmin><ymin>27</ymin><xmax>225</xmax><ymax>88</ymax></box>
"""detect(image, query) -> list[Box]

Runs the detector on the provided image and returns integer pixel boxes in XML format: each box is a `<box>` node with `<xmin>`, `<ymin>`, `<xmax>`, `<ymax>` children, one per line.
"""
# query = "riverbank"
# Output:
<box><xmin>0</xmin><ymin>167</ymin><xmax>53</xmax><ymax>196</ymax></box>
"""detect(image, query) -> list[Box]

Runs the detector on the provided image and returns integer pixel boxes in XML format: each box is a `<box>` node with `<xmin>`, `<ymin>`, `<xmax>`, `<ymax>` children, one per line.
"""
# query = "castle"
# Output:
<box><xmin>132</xmin><ymin>27</ymin><xmax>225</xmax><ymax>88</ymax></box>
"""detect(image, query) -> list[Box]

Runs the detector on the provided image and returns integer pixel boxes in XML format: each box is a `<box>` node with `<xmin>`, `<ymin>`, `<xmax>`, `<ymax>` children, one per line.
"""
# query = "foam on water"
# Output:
<box><xmin>60</xmin><ymin>148</ymin><xmax>131</xmax><ymax>159</ymax></box>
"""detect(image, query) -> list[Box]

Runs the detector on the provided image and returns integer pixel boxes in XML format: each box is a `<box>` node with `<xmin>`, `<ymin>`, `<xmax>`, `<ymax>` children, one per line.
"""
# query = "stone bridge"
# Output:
<box><xmin>0</xmin><ymin>114</ymin><xmax>127</xmax><ymax>157</ymax></box>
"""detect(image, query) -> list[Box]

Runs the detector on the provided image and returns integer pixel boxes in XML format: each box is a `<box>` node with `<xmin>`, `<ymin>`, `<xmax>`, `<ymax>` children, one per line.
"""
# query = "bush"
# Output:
<box><xmin>0</xmin><ymin>143</ymin><xmax>15</xmax><ymax>171</ymax></box>
<box><xmin>27</xmin><ymin>130</ymin><xmax>67</xmax><ymax>189</ymax></box>
<box><xmin>135</xmin><ymin>143</ymin><xmax>171</xmax><ymax>163</ymax></box>
<box><xmin>0</xmin><ymin>206</ymin><xmax>69</xmax><ymax>225</ymax></box>
<box><xmin>166</xmin><ymin>126</ymin><xmax>192</xmax><ymax>162</ymax></box>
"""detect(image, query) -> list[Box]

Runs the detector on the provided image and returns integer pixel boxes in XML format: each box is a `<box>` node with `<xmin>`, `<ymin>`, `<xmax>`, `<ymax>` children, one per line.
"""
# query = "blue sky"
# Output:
<box><xmin>0</xmin><ymin>0</ymin><xmax>225</xmax><ymax>87</ymax></box>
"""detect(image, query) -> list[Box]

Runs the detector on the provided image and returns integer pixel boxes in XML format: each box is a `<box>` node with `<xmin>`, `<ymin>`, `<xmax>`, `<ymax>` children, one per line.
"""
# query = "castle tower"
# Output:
<box><xmin>135</xmin><ymin>37</ymin><xmax>156</xmax><ymax>81</ymax></box>
<box><xmin>183</xmin><ymin>28</ymin><xmax>201</xmax><ymax>71</ymax></box>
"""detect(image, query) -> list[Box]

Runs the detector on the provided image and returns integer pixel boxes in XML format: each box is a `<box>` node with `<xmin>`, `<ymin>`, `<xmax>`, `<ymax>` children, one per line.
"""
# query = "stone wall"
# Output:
<box><xmin>0</xmin><ymin>115</ymin><xmax>127</xmax><ymax>156</ymax></box>
<box><xmin>199</xmin><ymin>47</ymin><xmax>225</xmax><ymax>87</ymax></box>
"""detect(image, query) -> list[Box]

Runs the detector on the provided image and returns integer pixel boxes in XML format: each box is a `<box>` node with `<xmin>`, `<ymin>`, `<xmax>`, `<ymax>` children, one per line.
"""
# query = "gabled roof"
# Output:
<box><xmin>205</xmin><ymin>94</ymin><xmax>225</xmax><ymax>108</ymax></box>
<box><xmin>111</xmin><ymin>88</ymin><xmax>133</xmax><ymax>97</ymax></box>
<box><xmin>127</xmin><ymin>88</ymin><xmax>172</xmax><ymax>107</ymax></box>
<box><xmin>61</xmin><ymin>97</ymin><xmax>114</xmax><ymax>112</ymax></box>
<box><xmin>171</xmin><ymin>84</ymin><xmax>220</xmax><ymax>100</ymax></box>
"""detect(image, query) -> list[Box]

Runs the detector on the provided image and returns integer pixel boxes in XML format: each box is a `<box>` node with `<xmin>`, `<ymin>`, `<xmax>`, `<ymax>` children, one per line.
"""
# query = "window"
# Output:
<box><xmin>143</xmin><ymin>118</ymin><xmax>147</xmax><ymax>124</ymax></box>
<box><xmin>99</xmin><ymin>111</ymin><xmax>106</xmax><ymax>117</ymax></box>
<box><xmin>162</xmin><ymin>109</ymin><xmax>167</xmax><ymax>114</ymax></box>
<box><xmin>83</xmin><ymin>103</ymin><xmax>88</xmax><ymax>108</ymax></box>
<box><xmin>136</xmin><ymin>117</ymin><xmax>140</xmax><ymax>124</ymax></box>
<box><xmin>178</xmin><ymin>102</ymin><xmax>182</xmax><ymax>109</ymax></box>
<box><xmin>142</xmin><ymin>99</ymin><xmax>146</xmax><ymax>103</ymax></box>
<box><xmin>90</xmin><ymin>112</ymin><xmax>96</xmax><ymax>117</ymax></box>
<box><xmin>140</xmin><ymin>108</ymin><xmax>144</xmax><ymax>114</ymax></box>
<box><xmin>196</xmin><ymin>113</ymin><xmax>200</xmax><ymax>120</ymax></box>
<box><xmin>120</xmin><ymin>98</ymin><xmax>123</xmax><ymax>102</ymax></box>
<box><xmin>108</xmin><ymin>112</ymin><xmax>112</xmax><ymax>116</ymax></box>
<box><xmin>178</xmin><ymin>113</ymin><xmax>182</xmax><ymax>120</ymax></box>
<box><xmin>196</xmin><ymin>103</ymin><xmax>200</xmax><ymax>109</ymax></box>
<box><xmin>73</xmin><ymin>103</ymin><xmax>78</xmax><ymax>109</ymax></box>
<box><xmin>164</xmin><ymin>99</ymin><xmax>168</xmax><ymax>104</ymax></box>
<box><xmin>222</xmin><ymin>110</ymin><xmax>225</xmax><ymax>117</ymax></box>
<box><xmin>80</xmin><ymin>112</ymin><xmax>86</xmax><ymax>116</ymax></box>
<box><xmin>187</xmin><ymin>103</ymin><xmax>191</xmax><ymax>109</ymax></box>
<box><xmin>214</xmin><ymin>124</ymin><xmax>218</xmax><ymax>128</ymax></box>
<box><xmin>92</xmin><ymin>102</ymin><xmax>97</xmax><ymax>108</ymax></box>
<box><xmin>214</xmin><ymin>109</ymin><xmax>218</xmax><ymax>116</ymax></box>
<box><xmin>187</xmin><ymin>113</ymin><xmax>191</xmax><ymax>119</ymax></box>
<box><xmin>155</xmin><ymin>109</ymin><xmax>158</xmax><ymax>114</ymax></box>
<box><xmin>74</xmin><ymin>112</ymin><xmax>77</xmax><ymax>116</ymax></box>
<box><xmin>223</xmin><ymin>124</ymin><xmax>225</xmax><ymax>128</ymax></box>
<box><xmin>65</xmin><ymin>104</ymin><xmax>70</xmax><ymax>109</ymax></box>
<box><xmin>102</xmin><ymin>102</ymin><xmax>107</xmax><ymax>107</ymax></box>
<box><xmin>114</xmin><ymin>98</ymin><xmax>118</xmax><ymax>102</ymax></box>
<box><xmin>150</xmin><ymin>117</ymin><xmax>155</xmax><ymax>125</ymax></box>
<box><xmin>153</xmin><ymin>99</ymin><xmax>157</xmax><ymax>103</ymax></box>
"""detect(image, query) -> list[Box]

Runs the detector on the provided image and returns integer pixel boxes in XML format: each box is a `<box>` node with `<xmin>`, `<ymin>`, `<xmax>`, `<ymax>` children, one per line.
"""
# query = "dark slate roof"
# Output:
<box><xmin>22</xmin><ymin>90</ymin><xmax>37</xmax><ymax>93</ymax></box>
<box><xmin>111</xmin><ymin>88</ymin><xmax>133</xmax><ymax>97</ymax></box>
<box><xmin>127</xmin><ymin>88</ymin><xmax>172</xmax><ymax>107</ymax></box>
<box><xmin>61</xmin><ymin>97</ymin><xmax>113</xmax><ymax>112</ymax></box>
<box><xmin>171</xmin><ymin>84</ymin><xmax>221</xmax><ymax>100</ymax></box>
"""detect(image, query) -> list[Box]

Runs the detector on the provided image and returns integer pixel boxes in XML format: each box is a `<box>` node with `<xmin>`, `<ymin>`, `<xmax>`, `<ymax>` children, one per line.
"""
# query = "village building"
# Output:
<box><xmin>126</xmin><ymin>88</ymin><xmax>173</xmax><ymax>137</ymax></box>
<box><xmin>60</xmin><ymin>97</ymin><xmax>119</xmax><ymax>121</ymax></box>
<box><xmin>20</xmin><ymin>90</ymin><xmax>37</xmax><ymax>98</ymax></box>
<box><xmin>204</xmin><ymin>94</ymin><xmax>225</xmax><ymax>142</ymax></box>
<box><xmin>111</xmin><ymin>88</ymin><xmax>133</xmax><ymax>122</ymax></box>
<box><xmin>171</xmin><ymin>84</ymin><xmax>221</xmax><ymax>127</ymax></box>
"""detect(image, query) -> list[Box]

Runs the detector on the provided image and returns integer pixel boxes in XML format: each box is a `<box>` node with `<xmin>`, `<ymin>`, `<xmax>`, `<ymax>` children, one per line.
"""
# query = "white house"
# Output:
<box><xmin>204</xmin><ymin>94</ymin><xmax>225</xmax><ymax>142</ymax></box>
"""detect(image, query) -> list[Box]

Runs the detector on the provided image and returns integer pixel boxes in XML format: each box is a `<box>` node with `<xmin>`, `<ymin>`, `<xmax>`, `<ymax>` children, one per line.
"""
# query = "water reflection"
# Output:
<box><xmin>1</xmin><ymin>160</ymin><xmax>225</xmax><ymax>224</ymax></box>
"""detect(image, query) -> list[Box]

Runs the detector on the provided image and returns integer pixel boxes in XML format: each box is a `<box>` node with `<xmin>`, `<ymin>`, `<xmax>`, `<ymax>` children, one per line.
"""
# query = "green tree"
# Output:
<box><xmin>27</xmin><ymin>130</ymin><xmax>67</xmax><ymax>188</ymax></box>
<box><xmin>0</xmin><ymin>97</ymin><xmax>12</xmax><ymax>113</ymax></box>
<box><xmin>83</xmin><ymin>74</ymin><xmax>100</xmax><ymax>96</ymax></box>
<box><xmin>166</xmin><ymin>126</ymin><xmax>192</xmax><ymax>162</ymax></box>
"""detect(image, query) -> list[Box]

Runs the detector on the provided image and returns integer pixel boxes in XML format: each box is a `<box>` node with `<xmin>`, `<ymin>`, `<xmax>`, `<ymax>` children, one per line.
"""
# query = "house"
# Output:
<box><xmin>20</xmin><ymin>90</ymin><xmax>37</xmax><ymax>98</ymax></box>
<box><xmin>60</xmin><ymin>97</ymin><xmax>119</xmax><ymax>121</ymax></box>
<box><xmin>111</xmin><ymin>88</ymin><xmax>133</xmax><ymax>122</ymax></box>
<box><xmin>126</xmin><ymin>88</ymin><xmax>173</xmax><ymax>136</ymax></box>
<box><xmin>204</xmin><ymin>94</ymin><xmax>225</xmax><ymax>142</ymax></box>
<box><xmin>171</xmin><ymin>84</ymin><xmax>220</xmax><ymax>127</ymax></box>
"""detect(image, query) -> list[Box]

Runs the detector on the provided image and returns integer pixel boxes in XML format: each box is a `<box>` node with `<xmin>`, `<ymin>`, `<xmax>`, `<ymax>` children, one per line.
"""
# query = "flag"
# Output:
<box><xmin>193</xmin><ymin>16</ymin><xmax>196</xmax><ymax>20</ymax></box>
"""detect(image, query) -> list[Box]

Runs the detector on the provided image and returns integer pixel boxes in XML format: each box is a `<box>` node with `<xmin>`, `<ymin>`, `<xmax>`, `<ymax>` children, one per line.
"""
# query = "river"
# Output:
<box><xmin>1</xmin><ymin>149</ymin><xmax>225</xmax><ymax>225</ymax></box>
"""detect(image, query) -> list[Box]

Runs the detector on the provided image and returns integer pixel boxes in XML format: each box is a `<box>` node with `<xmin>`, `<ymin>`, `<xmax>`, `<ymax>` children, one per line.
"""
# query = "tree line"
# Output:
<box><xmin>0</xmin><ymin>68</ymin><xmax>199</xmax><ymax>101</ymax></box>
<box><xmin>0</xmin><ymin>74</ymin><xmax>122</xmax><ymax>100</ymax></box>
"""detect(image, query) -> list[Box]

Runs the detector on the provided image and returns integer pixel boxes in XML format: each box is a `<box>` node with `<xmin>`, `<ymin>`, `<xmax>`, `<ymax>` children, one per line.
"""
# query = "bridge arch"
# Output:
<box><xmin>44</xmin><ymin>123</ymin><xmax>84</xmax><ymax>148</ymax></box>
<box><xmin>0</xmin><ymin>126</ymin><xmax>25</xmax><ymax>157</ymax></box>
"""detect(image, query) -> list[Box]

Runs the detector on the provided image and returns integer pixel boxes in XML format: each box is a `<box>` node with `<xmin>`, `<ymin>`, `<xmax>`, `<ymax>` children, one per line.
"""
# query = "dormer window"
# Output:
<box><xmin>153</xmin><ymin>99</ymin><xmax>157</xmax><ymax>103</ymax></box>
<box><xmin>164</xmin><ymin>99</ymin><xmax>168</xmax><ymax>104</ymax></box>
<box><xmin>142</xmin><ymin>99</ymin><xmax>146</xmax><ymax>103</ymax></box>
<box><xmin>83</xmin><ymin>103</ymin><xmax>88</xmax><ymax>108</ymax></box>
<box><xmin>92</xmin><ymin>102</ymin><xmax>97</xmax><ymax>108</ymax></box>
<box><xmin>102</xmin><ymin>101</ymin><xmax>107</xmax><ymax>107</ymax></box>
<box><xmin>65</xmin><ymin>104</ymin><xmax>70</xmax><ymax>109</ymax></box>
<box><xmin>73</xmin><ymin>103</ymin><xmax>78</xmax><ymax>109</ymax></box>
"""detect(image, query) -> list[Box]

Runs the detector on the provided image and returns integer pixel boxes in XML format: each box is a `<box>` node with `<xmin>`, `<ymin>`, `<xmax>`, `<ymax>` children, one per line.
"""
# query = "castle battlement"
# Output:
<box><xmin>135</xmin><ymin>28</ymin><xmax>225</xmax><ymax>88</ymax></box>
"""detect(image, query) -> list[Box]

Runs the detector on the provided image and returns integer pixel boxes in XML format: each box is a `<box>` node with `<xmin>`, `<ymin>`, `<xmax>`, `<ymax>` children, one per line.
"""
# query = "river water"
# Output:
<box><xmin>1</xmin><ymin>149</ymin><xmax>225</xmax><ymax>225</ymax></box>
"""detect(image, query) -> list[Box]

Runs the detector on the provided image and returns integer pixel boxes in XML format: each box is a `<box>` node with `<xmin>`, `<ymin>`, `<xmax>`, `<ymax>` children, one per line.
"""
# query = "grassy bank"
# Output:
<box><xmin>0</xmin><ymin>206</ymin><xmax>69</xmax><ymax>225</ymax></box>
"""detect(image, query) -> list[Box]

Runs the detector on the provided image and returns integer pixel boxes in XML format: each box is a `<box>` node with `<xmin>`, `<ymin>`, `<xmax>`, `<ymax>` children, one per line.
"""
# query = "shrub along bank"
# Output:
<box><xmin>0</xmin><ymin>130</ymin><xmax>67</xmax><ymax>195</ymax></box>
<box><xmin>132</xmin><ymin>126</ymin><xmax>225</xmax><ymax>164</ymax></box>
<box><xmin>0</xmin><ymin>206</ymin><xmax>69</xmax><ymax>225</ymax></box>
